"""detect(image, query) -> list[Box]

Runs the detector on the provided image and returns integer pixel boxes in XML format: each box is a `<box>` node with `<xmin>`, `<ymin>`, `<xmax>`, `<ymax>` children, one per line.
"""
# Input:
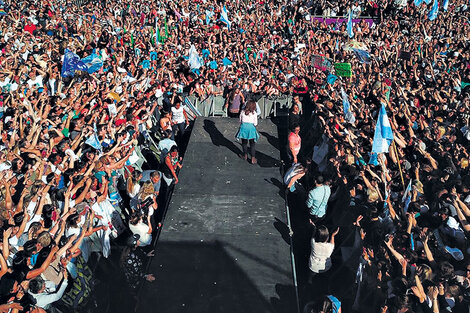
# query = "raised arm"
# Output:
<box><xmin>0</xmin><ymin>253</ymin><xmax>8</xmax><ymax>278</ymax></box>
<box><xmin>422</xmin><ymin>235</ymin><xmax>437</xmax><ymax>268</ymax></box>
<box><xmin>26</xmin><ymin>245</ymin><xmax>59</xmax><ymax>280</ymax></box>
<box><xmin>329</xmin><ymin>227</ymin><xmax>339</xmax><ymax>245</ymax></box>
<box><xmin>384</xmin><ymin>235</ymin><xmax>405</xmax><ymax>264</ymax></box>
<box><xmin>455</xmin><ymin>197</ymin><xmax>470</xmax><ymax>217</ymax></box>
<box><xmin>453</xmin><ymin>200</ymin><xmax>470</xmax><ymax>232</ymax></box>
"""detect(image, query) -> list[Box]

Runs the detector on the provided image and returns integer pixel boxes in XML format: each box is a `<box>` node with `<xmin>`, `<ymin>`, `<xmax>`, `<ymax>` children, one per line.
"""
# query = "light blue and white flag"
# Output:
<box><xmin>188</xmin><ymin>45</ymin><xmax>203</xmax><ymax>70</ymax></box>
<box><xmin>341</xmin><ymin>87</ymin><xmax>355</xmax><ymax>124</ymax></box>
<box><xmin>81</xmin><ymin>53</ymin><xmax>103</xmax><ymax>73</ymax></box>
<box><xmin>443</xmin><ymin>0</ymin><xmax>449</xmax><ymax>11</ymax></box>
<box><xmin>205</xmin><ymin>9</ymin><xmax>214</xmax><ymax>25</ymax></box>
<box><xmin>424</xmin><ymin>0</ymin><xmax>432</xmax><ymax>4</ymax></box>
<box><xmin>85</xmin><ymin>133</ymin><xmax>102</xmax><ymax>151</ymax></box>
<box><xmin>61</xmin><ymin>49</ymin><xmax>87</xmax><ymax>77</ymax></box>
<box><xmin>371</xmin><ymin>105</ymin><xmax>394</xmax><ymax>153</ymax></box>
<box><xmin>352</xmin><ymin>48</ymin><xmax>371</xmax><ymax>64</ymax></box>
<box><xmin>220</xmin><ymin>6</ymin><xmax>231</xmax><ymax>29</ymax></box>
<box><xmin>414</xmin><ymin>0</ymin><xmax>423</xmax><ymax>6</ymax></box>
<box><xmin>85</xmin><ymin>123</ymin><xmax>102</xmax><ymax>151</ymax></box>
<box><xmin>402</xmin><ymin>179</ymin><xmax>413</xmax><ymax>213</ymax></box>
<box><xmin>347</xmin><ymin>9</ymin><xmax>354</xmax><ymax>38</ymax></box>
<box><xmin>428</xmin><ymin>0</ymin><xmax>439</xmax><ymax>20</ymax></box>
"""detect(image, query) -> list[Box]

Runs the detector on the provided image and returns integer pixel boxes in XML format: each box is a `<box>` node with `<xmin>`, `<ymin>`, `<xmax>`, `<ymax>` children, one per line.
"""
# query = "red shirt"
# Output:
<box><xmin>24</xmin><ymin>24</ymin><xmax>37</xmax><ymax>35</ymax></box>
<box><xmin>115</xmin><ymin>119</ymin><xmax>126</xmax><ymax>126</ymax></box>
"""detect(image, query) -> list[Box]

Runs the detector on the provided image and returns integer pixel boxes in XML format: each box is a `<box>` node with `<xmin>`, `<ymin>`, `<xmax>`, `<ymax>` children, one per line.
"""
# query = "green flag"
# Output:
<box><xmin>130</xmin><ymin>33</ymin><xmax>134</xmax><ymax>49</ymax></box>
<box><xmin>164</xmin><ymin>18</ymin><xmax>168</xmax><ymax>40</ymax></box>
<box><xmin>156</xmin><ymin>25</ymin><xmax>162</xmax><ymax>43</ymax></box>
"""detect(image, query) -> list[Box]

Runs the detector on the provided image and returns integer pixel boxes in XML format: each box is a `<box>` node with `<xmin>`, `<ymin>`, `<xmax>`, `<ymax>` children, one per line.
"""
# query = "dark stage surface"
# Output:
<box><xmin>139</xmin><ymin>117</ymin><xmax>295</xmax><ymax>313</ymax></box>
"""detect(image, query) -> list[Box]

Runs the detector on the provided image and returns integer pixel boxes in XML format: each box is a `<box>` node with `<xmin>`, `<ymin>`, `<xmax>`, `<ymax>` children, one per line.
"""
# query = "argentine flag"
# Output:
<box><xmin>402</xmin><ymin>180</ymin><xmax>413</xmax><ymax>213</ymax></box>
<box><xmin>414</xmin><ymin>0</ymin><xmax>423</xmax><ymax>7</ymax></box>
<box><xmin>341</xmin><ymin>88</ymin><xmax>355</xmax><ymax>124</ymax></box>
<box><xmin>347</xmin><ymin>9</ymin><xmax>354</xmax><ymax>38</ymax></box>
<box><xmin>443</xmin><ymin>0</ymin><xmax>449</xmax><ymax>11</ymax></box>
<box><xmin>428</xmin><ymin>0</ymin><xmax>439</xmax><ymax>20</ymax></box>
<box><xmin>220</xmin><ymin>6</ymin><xmax>231</xmax><ymax>29</ymax></box>
<box><xmin>371</xmin><ymin>105</ymin><xmax>394</xmax><ymax>153</ymax></box>
<box><xmin>206</xmin><ymin>9</ymin><xmax>214</xmax><ymax>25</ymax></box>
<box><xmin>81</xmin><ymin>53</ymin><xmax>103</xmax><ymax>74</ymax></box>
<box><xmin>85</xmin><ymin>133</ymin><xmax>102</xmax><ymax>151</ymax></box>
<box><xmin>188</xmin><ymin>45</ymin><xmax>203</xmax><ymax>70</ymax></box>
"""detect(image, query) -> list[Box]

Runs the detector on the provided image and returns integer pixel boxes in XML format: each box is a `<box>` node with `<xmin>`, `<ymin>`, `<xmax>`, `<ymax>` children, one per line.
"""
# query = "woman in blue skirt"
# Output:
<box><xmin>236</xmin><ymin>100</ymin><xmax>259</xmax><ymax>164</ymax></box>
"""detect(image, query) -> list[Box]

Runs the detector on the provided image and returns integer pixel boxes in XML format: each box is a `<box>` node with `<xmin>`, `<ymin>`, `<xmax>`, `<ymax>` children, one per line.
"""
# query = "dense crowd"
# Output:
<box><xmin>0</xmin><ymin>0</ymin><xmax>194</xmax><ymax>311</ymax></box>
<box><xmin>280</xmin><ymin>0</ymin><xmax>470</xmax><ymax>312</ymax></box>
<box><xmin>0</xmin><ymin>0</ymin><xmax>469</xmax><ymax>312</ymax></box>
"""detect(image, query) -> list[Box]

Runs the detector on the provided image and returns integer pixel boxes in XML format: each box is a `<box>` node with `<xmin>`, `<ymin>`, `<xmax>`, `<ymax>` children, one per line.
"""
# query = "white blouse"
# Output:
<box><xmin>309</xmin><ymin>239</ymin><xmax>334</xmax><ymax>273</ymax></box>
<box><xmin>239</xmin><ymin>111</ymin><xmax>258</xmax><ymax>126</ymax></box>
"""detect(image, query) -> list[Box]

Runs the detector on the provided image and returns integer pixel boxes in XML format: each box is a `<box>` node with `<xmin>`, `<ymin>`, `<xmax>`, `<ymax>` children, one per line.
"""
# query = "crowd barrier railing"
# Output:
<box><xmin>183</xmin><ymin>94</ymin><xmax>294</xmax><ymax>119</ymax></box>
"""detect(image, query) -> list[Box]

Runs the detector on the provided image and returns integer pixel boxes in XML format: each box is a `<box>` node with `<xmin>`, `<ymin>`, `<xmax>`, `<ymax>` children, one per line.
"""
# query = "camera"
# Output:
<box><xmin>139</xmin><ymin>197</ymin><xmax>154</xmax><ymax>216</ymax></box>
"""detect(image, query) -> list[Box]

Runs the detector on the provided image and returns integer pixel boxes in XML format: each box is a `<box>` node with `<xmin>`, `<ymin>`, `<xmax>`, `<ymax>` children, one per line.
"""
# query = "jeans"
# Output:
<box><xmin>172</xmin><ymin>122</ymin><xmax>186</xmax><ymax>138</ymax></box>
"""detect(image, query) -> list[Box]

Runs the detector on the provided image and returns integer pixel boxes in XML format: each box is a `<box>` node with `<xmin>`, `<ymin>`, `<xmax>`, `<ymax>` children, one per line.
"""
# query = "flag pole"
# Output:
<box><xmin>392</xmin><ymin>140</ymin><xmax>406</xmax><ymax>191</ymax></box>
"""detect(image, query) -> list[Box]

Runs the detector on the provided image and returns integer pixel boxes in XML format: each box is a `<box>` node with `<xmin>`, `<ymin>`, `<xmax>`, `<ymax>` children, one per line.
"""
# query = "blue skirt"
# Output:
<box><xmin>236</xmin><ymin>122</ymin><xmax>259</xmax><ymax>142</ymax></box>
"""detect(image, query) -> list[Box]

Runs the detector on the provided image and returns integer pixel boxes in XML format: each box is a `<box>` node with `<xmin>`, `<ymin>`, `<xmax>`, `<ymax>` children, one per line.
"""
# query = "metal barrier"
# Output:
<box><xmin>184</xmin><ymin>94</ymin><xmax>294</xmax><ymax>119</ymax></box>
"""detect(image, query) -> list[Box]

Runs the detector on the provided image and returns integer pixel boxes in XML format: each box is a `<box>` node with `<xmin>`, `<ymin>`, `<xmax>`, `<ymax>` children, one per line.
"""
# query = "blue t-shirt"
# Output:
<box><xmin>306</xmin><ymin>185</ymin><xmax>331</xmax><ymax>217</ymax></box>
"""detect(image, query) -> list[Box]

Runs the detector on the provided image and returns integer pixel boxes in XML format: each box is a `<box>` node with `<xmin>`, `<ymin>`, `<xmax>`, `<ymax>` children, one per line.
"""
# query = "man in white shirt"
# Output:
<box><xmin>27</xmin><ymin>71</ymin><xmax>44</xmax><ymax>89</ymax></box>
<box><xmin>9</xmin><ymin>76</ymin><xmax>20</xmax><ymax>93</ymax></box>
<box><xmin>29</xmin><ymin>271</ymin><xmax>68</xmax><ymax>310</ymax></box>
<box><xmin>171</xmin><ymin>101</ymin><xmax>189</xmax><ymax>138</ymax></box>
<box><xmin>0</xmin><ymin>74</ymin><xmax>11</xmax><ymax>89</ymax></box>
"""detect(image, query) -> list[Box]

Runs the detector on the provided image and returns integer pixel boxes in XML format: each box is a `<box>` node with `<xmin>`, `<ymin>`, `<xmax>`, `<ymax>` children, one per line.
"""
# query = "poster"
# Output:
<box><xmin>311</xmin><ymin>55</ymin><xmax>333</xmax><ymax>71</ymax></box>
<box><xmin>334</xmin><ymin>63</ymin><xmax>352</xmax><ymax>77</ymax></box>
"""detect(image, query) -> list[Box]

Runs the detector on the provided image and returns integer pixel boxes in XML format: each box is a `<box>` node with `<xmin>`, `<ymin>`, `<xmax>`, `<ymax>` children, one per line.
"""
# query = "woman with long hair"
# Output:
<box><xmin>127</xmin><ymin>170</ymin><xmax>142</xmax><ymax>212</ymax></box>
<box><xmin>225</xmin><ymin>87</ymin><xmax>245</xmax><ymax>117</ymax></box>
<box><xmin>236</xmin><ymin>100</ymin><xmax>259</xmax><ymax>164</ymax></box>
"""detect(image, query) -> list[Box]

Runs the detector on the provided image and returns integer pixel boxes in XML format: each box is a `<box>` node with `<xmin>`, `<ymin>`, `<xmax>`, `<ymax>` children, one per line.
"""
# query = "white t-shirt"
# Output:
<box><xmin>0</xmin><ymin>77</ymin><xmax>11</xmax><ymax>88</ymax></box>
<box><xmin>25</xmin><ymin>214</ymin><xmax>41</xmax><ymax>232</ymax></box>
<box><xmin>129</xmin><ymin>222</ymin><xmax>152</xmax><ymax>246</ymax></box>
<box><xmin>129</xmin><ymin>184</ymin><xmax>141</xmax><ymax>199</ymax></box>
<box><xmin>155</xmin><ymin>88</ymin><xmax>163</xmax><ymax>98</ymax></box>
<box><xmin>171</xmin><ymin>105</ymin><xmax>186</xmax><ymax>124</ymax></box>
<box><xmin>27</xmin><ymin>75</ymin><xmax>44</xmax><ymax>89</ymax></box>
<box><xmin>26</xmin><ymin>201</ymin><xmax>38</xmax><ymax>216</ymax></box>
<box><xmin>10</xmin><ymin>82</ymin><xmax>19</xmax><ymax>92</ymax></box>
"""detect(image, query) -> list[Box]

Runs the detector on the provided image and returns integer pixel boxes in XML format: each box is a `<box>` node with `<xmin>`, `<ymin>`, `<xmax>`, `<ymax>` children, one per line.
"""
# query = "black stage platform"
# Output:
<box><xmin>139</xmin><ymin>117</ymin><xmax>295</xmax><ymax>313</ymax></box>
